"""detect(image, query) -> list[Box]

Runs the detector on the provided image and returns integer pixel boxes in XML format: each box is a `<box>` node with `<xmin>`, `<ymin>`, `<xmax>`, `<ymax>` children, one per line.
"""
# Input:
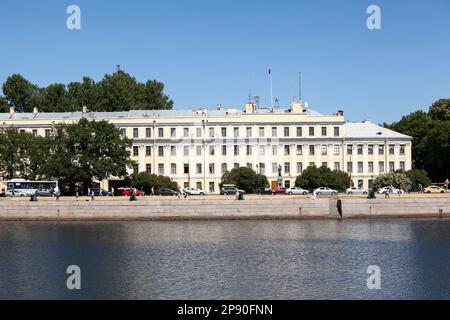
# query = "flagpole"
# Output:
<box><xmin>269</xmin><ymin>67</ymin><xmax>273</xmax><ymax>108</ymax></box>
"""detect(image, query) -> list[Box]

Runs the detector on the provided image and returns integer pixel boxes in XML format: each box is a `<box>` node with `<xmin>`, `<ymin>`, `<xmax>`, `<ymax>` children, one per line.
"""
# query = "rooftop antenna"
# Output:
<box><xmin>298</xmin><ymin>72</ymin><xmax>302</xmax><ymax>102</ymax></box>
<box><xmin>269</xmin><ymin>67</ymin><xmax>273</xmax><ymax>108</ymax></box>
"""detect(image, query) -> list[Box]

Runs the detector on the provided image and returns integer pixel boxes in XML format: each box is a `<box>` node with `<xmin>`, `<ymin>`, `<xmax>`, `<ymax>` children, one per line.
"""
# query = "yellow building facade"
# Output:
<box><xmin>0</xmin><ymin>102</ymin><xmax>412</xmax><ymax>193</ymax></box>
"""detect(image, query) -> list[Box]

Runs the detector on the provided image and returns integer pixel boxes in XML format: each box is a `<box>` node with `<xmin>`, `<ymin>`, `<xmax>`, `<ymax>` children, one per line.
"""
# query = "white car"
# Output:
<box><xmin>5</xmin><ymin>190</ymin><xmax>29</xmax><ymax>197</ymax></box>
<box><xmin>285</xmin><ymin>187</ymin><xmax>309</xmax><ymax>195</ymax></box>
<box><xmin>183</xmin><ymin>187</ymin><xmax>208</xmax><ymax>196</ymax></box>
<box><xmin>377</xmin><ymin>186</ymin><xmax>403</xmax><ymax>195</ymax></box>
<box><xmin>314</xmin><ymin>187</ymin><xmax>338</xmax><ymax>195</ymax></box>
<box><xmin>346</xmin><ymin>187</ymin><xmax>369</xmax><ymax>195</ymax></box>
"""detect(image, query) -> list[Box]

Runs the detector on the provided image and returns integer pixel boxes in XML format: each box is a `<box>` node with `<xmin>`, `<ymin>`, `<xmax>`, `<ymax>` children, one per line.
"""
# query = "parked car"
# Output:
<box><xmin>258</xmin><ymin>187</ymin><xmax>275</xmax><ymax>195</ymax></box>
<box><xmin>314</xmin><ymin>187</ymin><xmax>338</xmax><ymax>195</ymax></box>
<box><xmin>285</xmin><ymin>187</ymin><xmax>308</xmax><ymax>195</ymax></box>
<box><xmin>346</xmin><ymin>187</ymin><xmax>369</xmax><ymax>195</ymax></box>
<box><xmin>377</xmin><ymin>186</ymin><xmax>403</xmax><ymax>195</ymax></box>
<box><xmin>274</xmin><ymin>187</ymin><xmax>286</xmax><ymax>194</ymax></box>
<box><xmin>91</xmin><ymin>188</ymin><xmax>113</xmax><ymax>196</ymax></box>
<box><xmin>423</xmin><ymin>185</ymin><xmax>446</xmax><ymax>194</ymax></box>
<box><xmin>155</xmin><ymin>188</ymin><xmax>180</xmax><ymax>196</ymax></box>
<box><xmin>183</xmin><ymin>187</ymin><xmax>207</xmax><ymax>196</ymax></box>
<box><xmin>220</xmin><ymin>185</ymin><xmax>245</xmax><ymax>195</ymax></box>
<box><xmin>121</xmin><ymin>188</ymin><xmax>142</xmax><ymax>196</ymax></box>
<box><xmin>5</xmin><ymin>190</ymin><xmax>28</xmax><ymax>197</ymax></box>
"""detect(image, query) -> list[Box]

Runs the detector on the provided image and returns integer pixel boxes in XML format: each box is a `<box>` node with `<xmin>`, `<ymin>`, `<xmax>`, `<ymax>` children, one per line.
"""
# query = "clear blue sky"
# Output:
<box><xmin>0</xmin><ymin>0</ymin><xmax>449</xmax><ymax>123</ymax></box>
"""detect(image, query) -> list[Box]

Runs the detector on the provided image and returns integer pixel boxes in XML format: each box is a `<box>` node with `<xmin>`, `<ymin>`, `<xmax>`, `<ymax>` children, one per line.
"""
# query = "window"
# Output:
<box><xmin>389</xmin><ymin>144</ymin><xmax>395</xmax><ymax>155</ymax></box>
<box><xmin>247</xmin><ymin>163</ymin><xmax>252</xmax><ymax>169</ymax></box>
<box><xmin>146</xmin><ymin>164</ymin><xmax>151</xmax><ymax>173</ymax></box>
<box><xmin>171</xmin><ymin>128</ymin><xmax>176</xmax><ymax>138</ymax></box>
<box><xmin>209</xmin><ymin>128</ymin><xmax>215</xmax><ymax>138</ymax></box>
<box><xmin>309</xmin><ymin>145</ymin><xmax>315</xmax><ymax>155</ymax></box>
<box><xmin>259</xmin><ymin>163</ymin><xmax>266</xmax><ymax>175</ymax></box>
<box><xmin>272</xmin><ymin>163</ymin><xmax>278</xmax><ymax>174</ymax></box>
<box><xmin>45</xmin><ymin>129</ymin><xmax>51</xmax><ymax>138</ymax></box>
<box><xmin>284</xmin><ymin>145</ymin><xmax>290</xmax><ymax>155</ymax></box>
<box><xmin>285</xmin><ymin>180</ymin><xmax>291</xmax><ymax>189</ymax></box>
<box><xmin>321</xmin><ymin>127</ymin><xmax>327</xmax><ymax>136</ymax></box>
<box><xmin>296</xmin><ymin>145</ymin><xmax>303</xmax><ymax>155</ymax></box>
<box><xmin>158</xmin><ymin>146</ymin><xmax>164</xmax><ymax>157</ymax></box>
<box><xmin>209</xmin><ymin>163</ymin><xmax>215</xmax><ymax>174</ymax></box>
<box><xmin>259</xmin><ymin>127</ymin><xmax>265</xmax><ymax>137</ymax></box>
<box><xmin>133</xmin><ymin>128</ymin><xmax>139</xmax><ymax>138</ymax></box>
<box><xmin>368</xmin><ymin>145</ymin><xmax>374</xmax><ymax>155</ymax></box>
<box><xmin>222</xmin><ymin>145</ymin><xmax>227</xmax><ymax>156</ymax></box>
<box><xmin>221</xmin><ymin>127</ymin><xmax>227</xmax><ymax>137</ymax></box>
<box><xmin>368</xmin><ymin>179</ymin><xmax>374</xmax><ymax>189</ymax></box>
<box><xmin>284</xmin><ymin>127</ymin><xmax>290</xmax><ymax>137</ymax></box>
<box><xmin>196</xmin><ymin>163</ymin><xmax>202</xmax><ymax>174</ymax></box>
<box><xmin>334</xmin><ymin>127</ymin><xmax>339</xmax><ymax>137</ymax></box>
<box><xmin>196</xmin><ymin>128</ymin><xmax>202</xmax><ymax>138</ymax></box>
<box><xmin>221</xmin><ymin>163</ymin><xmax>228</xmax><ymax>174</ymax></box>
<box><xmin>158</xmin><ymin>128</ymin><xmax>164</xmax><ymax>138</ymax></box>
<box><xmin>322</xmin><ymin>162</ymin><xmax>327</xmax><ymax>168</ymax></box>
<box><xmin>309</xmin><ymin>162</ymin><xmax>316</xmax><ymax>168</ymax></box>
<box><xmin>368</xmin><ymin>162</ymin><xmax>374</xmax><ymax>173</ymax></box>
<box><xmin>246</xmin><ymin>145</ymin><xmax>252</xmax><ymax>156</ymax></box>
<box><xmin>357</xmin><ymin>162</ymin><xmax>363</xmax><ymax>173</ymax></box>
<box><xmin>347</xmin><ymin>145</ymin><xmax>353</xmax><ymax>155</ymax></box>
<box><xmin>184</xmin><ymin>164</ymin><xmax>189</xmax><ymax>174</ymax></box>
<box><xmin>234</xmin><ymin>163</ymin><xmax>239</xmax><ymax>169</ymax></box>
<box><xmin>158</xmin><ymin>164</ymin><xmax>164</xmax><ymax>175</ymax></box>
<box><xmin>182</xmin><ymin>128</ymin><xmax>188</xmax><ymax>137</ymax></box>
<box><xmin>379</xmin><ymin>145</ymin><xmax>384</xmax><ymax>155</ymax></box>
<box><xmin>246</xmin><ymin>127</ymin><xmax>252</xmax><ymax>137</ymax></box>
<box><xmin>272</xmin><ymin>145</ymin><xmax>277</xmax><ymax>156</ymax></box>
<box><xmin>120</xmin><ymin>128</ymin><xmax>126</xmax><ymax>137</ymax></box>
<box><xmin>379</xmin><ymin>161</ymin><xmax>385</xmax><ymax>173</ymax></box>
<box><xmin>309</xmin><ymin>127</ymin><xmax>314</xmax><ymax>137</ymax></box>
<box><xmin>133</xmin><ymin>164</ymin><xmax>139</xmax><ymax>174</ymax></box>
<box><xmin>321</xmin><ymin>145</ymin><xmax>327</xmax><ymax>155</ymax></box>
<box><xmin>209</xmin><ymin>145</ymin><xmax>215</xmax><ymax>156</ymax></box>
<box><xmin>334</xmin><ymin>145</ymin><xmax>340</xmax><ymax>155</ymax></box>
<box><xmin>357</xmin><ymin>145</ymin><xmax>363</xmax><ymax>155</ymax></box>
<box><xmin>170</xmin><ymin>146</ymin><xmax>176</xmax><ymax>156</ymax></box>
<box><xmin>146</xmin><ymin>146</ymin><xmax>151</xmax><ymax>156</ymax></box>
<box><xmin>284</xmin><ymin>162</ymin><xmax>290</xmax><ymax>174</ymax></box>
<box><xmin>196</xmin><ymin>146</ymin><xmax>202</xmax><ymax>156</ymax></box>
<box><xmin>183</xmin><ymin>146</ymin><xmax>189</xmax><ymax>156</ymax></box>
<box><xmin>259</xmin><ymin>145</ymin><xmax>265</xmax><ymax>156</ymax></box>
<box><xmin>334</xmin><ymin>162</ymin><xmax>340</xmax><ymax>171</ymax></box>
<box><xmin>171</xmin><ymin>163</ymin><xmax>177</xmax><ymax>175</ymax></box>
<box><xmin>233</xmin><ymin>127</ymin><xmax>239</xmax><ymax>137</ymax></box>
<box><xmin>209</xmin><ymin>182</ymin><xmax>215</xmax><ymax>193</ymax></box>
<box><xmin>234</xmin><ymin>145</ymin><xmax>239</xmax><ymax>156</ymax></box>
<box><xmin>358</xmin><ymin>180</ymin><xmax>363</xmax><ymax>189</ymax></box>
<box><xmin>133</xmin><ymin>146</ymin><xmax>139</xmax><ymax>156</ymax></box>
<box><xmin>389</xmin><ymin>161</ymin><xmax>395</xmax><ymax>172</ymax></box>
<box><xmin>146</xmin><ymin>128</ymin><xmax>152</xmax><ymax>138</ymax></box>
<box><xmin>297</xmin><ymin>162</ymin><xmax>303</xmax><ymax>174</ymax></box>
<box><xmin>400</xmin><ymin>161</ymin><xmax>405</xmax><ymax>171</ymax></box>
<box><xmin>272</xmin><ymin>127</ymin><xmax>278</xmax><ymax>137</ymax></box>
<box><xmin>32</xmin><ymin>129</ymin><xmax>37</xmax><ymax>137</ymax></box>
<box><xmin>347</xmin><ymin>162</ymin><xmax>353</xmax><ymax>173</ymax></box>
<box><xmin>296</xmin><ymin>127</ymin><xmax>302</xmax><ymax>137</ymax></box>
<box><xmin>400</xmin><ymin>145</ymin><xmax>405</xmax><ymax>155</ymax></box>
<box><xmin>196</xmin><ymin>182</ymin><xmax>202</xmax><ymax>190</ymax></box>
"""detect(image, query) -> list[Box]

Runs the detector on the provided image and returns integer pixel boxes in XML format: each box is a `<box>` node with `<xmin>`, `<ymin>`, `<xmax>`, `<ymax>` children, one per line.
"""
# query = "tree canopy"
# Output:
<box><xmin>1</xmin><ymin>71</ymin><xmax>173</xmax><ymax>113</ymax></box>
<box><xmin>372</xmin><ymin>172</ymin><xmax>411</xmax><ymax>192</ymax></box>
<box><xmin>220</xmin><ymin>167</ymin><xmax>269</xmax><ymax>193</ymax></box>
<box><xmin>385</xmin><ymin>98</ymin><xmax>450</xmax><ymax>181</ymax></box>
<box><xmin>127</xmin><ymin>172</ymin><xmax>179</xmax><ymax>193</ymax></box>
<box><xmin>295</xmin><ymin>166</ymin><xmax>351</xmax><ymax>192</ymax></box>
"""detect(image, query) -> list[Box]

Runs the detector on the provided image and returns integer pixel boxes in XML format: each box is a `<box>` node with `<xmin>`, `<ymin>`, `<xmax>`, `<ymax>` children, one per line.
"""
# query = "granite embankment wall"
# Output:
<box><xmin>0</xmin><ymin>198</ymin><xmax>449</xmax><ymax>221</ymax></box>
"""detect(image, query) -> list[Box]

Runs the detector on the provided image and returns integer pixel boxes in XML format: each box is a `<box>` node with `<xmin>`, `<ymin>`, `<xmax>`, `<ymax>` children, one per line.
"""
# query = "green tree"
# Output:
<box><xmin>423</xmin><ymin>120</ymin><xmax>450</xmax><ymax>180</ymax></box>
<box><xmin>373</xmin><ymin>172</ymin><xmax>411</xmax><ymax>192</ymax></box>
<box><xmin>220</xmin><ymin>167</ymin><xmax>268</xmax><ymax>193</ymax></box>
<box><xmin>429</xmin><ymin>98</ymin><xmax>450</xmax><ymax>121</ymax></box>
<box><xmin>34</xmin><ymin>83</ymin><xmax>70</xmax><ymax>112</ymax></box>
<box><xmin>0</xmin><ymin>96</ymin><xmax>8</xmax><ymax>113</ymax></box>
<box><xmin>0</xmin><ymin>129</ymin><xmax>32</xmax><ymax>180</ymax></box>
<box><xmin>67</xmin><ymin>77</ymin><xmax>99</xmax><ymax>111</ymax></box>
<box><xmin>2</xmin><ymin>74</ymin><xmax>39</xmax><ymax>112</ymax></box>
<box><xmin>128</xmin><ymin>172</ymin><xmax>179</xmax><ymax>193</ymax></box>
<box><xmin>406</xmin><ymin>169</ymin><xmax>432</xmax><ymax>191</ymax></box>
<box><xmin>295</xmin><ymin>166</ymin><xmax>351</xmax><ymax>192</ymax></box>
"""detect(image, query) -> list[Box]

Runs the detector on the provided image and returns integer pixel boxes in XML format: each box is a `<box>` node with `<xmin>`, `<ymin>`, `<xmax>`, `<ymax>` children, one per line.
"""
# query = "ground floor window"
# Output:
<box><xmin>209</xmin><ymin>182</ymin><xmax>215</xmax><ymax>193</ymax></box>
<box><xmin>368</xmin><ymin>179</ymin><xmax>374</xmax><ymax>189</ymax></box>
<box><xmin>146</xmin><ymin>164</ymin><xmax>151</xmax><ymax>173</ymax></box>
<box><xmin>184</xmin><ymin>182</ymin><xmax>189</xmax><ymax>189</ymax></box>
<box><xmin>285</xmin><ymin>180</ymin><xmax>291</xmax><ymax>188</ymax></box>
<box><xmin>196</xmin><ymin>182</ymin><xmax>202</xmax><ymax>190</ymax></box>
<box><xmin>358</xmin><ymin>180</ymin><xmax>363</xmax><ymax>189</ymax></box>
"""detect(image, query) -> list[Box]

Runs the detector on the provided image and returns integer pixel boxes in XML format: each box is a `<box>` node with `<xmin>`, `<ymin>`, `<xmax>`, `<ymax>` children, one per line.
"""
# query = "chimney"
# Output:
<box><xmin>9</xmin><ymin>107</ymin><xmax>15</xmax><ymax>115</ymax></box>
<box><xmin>245</xmin><ymin>102</ymin><xmax>256</xmax><ymax>114</ymax></box>
<box><xmin>290</xmin><ymin>100</ymin><xmax>303</xmax><ymax>113</ymax></box>
<box><xmin>82</xmin><ymin>106</ymin><xmax>89</xmax><ymax>113</ymax></box>
<box><xmin>33</xmin><ymin>107</ymin><xmax>38</xmax><ymax>114</ymax></box>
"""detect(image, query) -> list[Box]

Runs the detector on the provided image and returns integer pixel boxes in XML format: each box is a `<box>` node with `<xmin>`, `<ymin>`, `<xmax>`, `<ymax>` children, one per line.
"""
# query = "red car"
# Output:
<box><xmin>274</xmin><ymin>187</ymin><xmax>286</xmax><ymax>194</ymax></box>
<box><xmin>121</xmin><ymin>188</ymin><xmax>142</xmax><ymax>196</ymax></box>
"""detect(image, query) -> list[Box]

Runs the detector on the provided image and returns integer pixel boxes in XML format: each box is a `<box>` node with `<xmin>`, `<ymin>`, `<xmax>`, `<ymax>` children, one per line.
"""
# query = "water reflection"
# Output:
<box><xmin>0</xmin><ymin>219</ymin><xmax>449</xmax><ymax>299</ymax></box>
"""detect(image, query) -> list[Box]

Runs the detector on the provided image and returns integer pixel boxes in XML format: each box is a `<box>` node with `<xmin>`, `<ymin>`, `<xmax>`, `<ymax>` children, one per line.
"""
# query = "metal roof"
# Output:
<box><xmin>344</xmin><ymin>121</ymin><xmax>412</xmax><ymax>139</ymax></box>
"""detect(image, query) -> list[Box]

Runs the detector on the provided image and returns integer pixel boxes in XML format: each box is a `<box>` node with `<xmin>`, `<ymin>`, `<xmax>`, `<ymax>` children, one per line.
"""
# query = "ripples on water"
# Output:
<box><xmin>1</xmin><ymin>219</ymin><xmax>450</xmax><ymax>299</ymax></box>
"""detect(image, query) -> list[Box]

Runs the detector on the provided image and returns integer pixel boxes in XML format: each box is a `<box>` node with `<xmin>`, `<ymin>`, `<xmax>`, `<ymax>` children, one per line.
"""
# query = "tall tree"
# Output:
<box><xmin>2</xmin><ymin>74</ymin><xmax>38</xmax><ymax>112</ymax></box>
<box><xmin>429</xmin><ymin>98</ymin><xmax>450</xmax><ymax>121</ymax></box>
<box><xmin>0</xmin><ymin>96</ymin><xmax>8</xmax><ymax>113</ymax></box>
<box><xmin>0</xmin><ymin>129</ymin><xmax>33</xmax><ymax>180</ymax></box>
<box><xmin>35</xmin><ymin>83</ymin><xmax>70</xmax><ymax>112</ymax></box>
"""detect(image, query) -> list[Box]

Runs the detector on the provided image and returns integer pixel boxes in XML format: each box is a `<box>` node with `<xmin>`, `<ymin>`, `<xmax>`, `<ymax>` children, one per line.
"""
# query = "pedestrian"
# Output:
<box><xmin>418</xmin><ymin>183</ymin><xmax>423</xmax><ymax>194</ymax></box>
<box><xmin>385</xmin><ymin>187</ymin><xmax>390</xmax><ymax>199</ymax></box>
<box><xmin>311</xmin><ymin>190</ymin><xmax>317</xmax><ymax>200</ymax></box>
<box><xmin>88</xmin><ymin>187</ymin><xmax>90</xmax><ymax>197</ymax></box>
<box><xmin>90</xmin><ymin>190</ymin><xmax>95</xmax><ymax>201</ymax></box>
<box><xmin>141</xmin><ymin>188</ymin><xmax>144</xmax><ymax>197</ymax></box>
<box><xmin>151</xmin><ymin>186</ymin><xmax>155</xmax><ymax>196</ymax></box>
<box><xmin>76</xmin><ymin>190</ymin><xmax>79</xmax><ymax>199</ymax></box>
<box><xmin>445</xmin><ymin>179</ymin><xmax>449</xmax><ymax>192</ymax></box>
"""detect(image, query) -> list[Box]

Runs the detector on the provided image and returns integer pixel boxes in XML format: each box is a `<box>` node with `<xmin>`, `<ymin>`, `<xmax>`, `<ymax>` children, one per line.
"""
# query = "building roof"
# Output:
<box><xmin>344</xmin><ymin>121</ymin><xmax>412</xmax><ymax>139</ymax></box>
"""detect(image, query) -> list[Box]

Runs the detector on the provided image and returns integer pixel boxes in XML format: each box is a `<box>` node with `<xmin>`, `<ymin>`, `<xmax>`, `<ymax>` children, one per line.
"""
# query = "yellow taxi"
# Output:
<box><xmin>423</xmin><ymin>185</ymin><xmax>446</xmax><ymax>194</ymax></box>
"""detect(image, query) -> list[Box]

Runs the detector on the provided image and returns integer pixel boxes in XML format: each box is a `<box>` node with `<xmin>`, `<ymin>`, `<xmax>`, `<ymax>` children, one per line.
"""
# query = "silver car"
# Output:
<box><xmin>346</xmin><ymin>187</ymin><xmax>369</xmax><ymax>195</ymax></box>
<box><xmin>314</xmin><ymin>187</ymin><xmax>338</xmax><ymax>195</ymax></box>
<box><xmin>285</xmin><ymin>187</ymin><xmax>309</xmax><ymax>195</ymax></box>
